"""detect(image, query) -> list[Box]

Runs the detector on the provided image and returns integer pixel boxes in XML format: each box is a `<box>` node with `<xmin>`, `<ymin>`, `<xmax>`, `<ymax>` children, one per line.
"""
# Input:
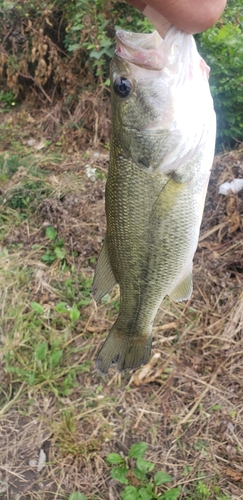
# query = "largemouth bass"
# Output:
<box><xmin>92</xmin><ymin>27</ymin><xmax>216</xmax><ymax>374</ymax></box>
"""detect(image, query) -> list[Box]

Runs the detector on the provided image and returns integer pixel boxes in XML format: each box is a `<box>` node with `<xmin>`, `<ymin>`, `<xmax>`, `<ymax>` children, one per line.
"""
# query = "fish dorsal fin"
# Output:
<box><xmin>169</xmin><ymin>268</ymin><xmax>193</xmax><ymax>302</ymax></box>
<box><xmin>92</xmin><ymin>236</ymin><xmax>117</xmax><ymax>303</ymax></box>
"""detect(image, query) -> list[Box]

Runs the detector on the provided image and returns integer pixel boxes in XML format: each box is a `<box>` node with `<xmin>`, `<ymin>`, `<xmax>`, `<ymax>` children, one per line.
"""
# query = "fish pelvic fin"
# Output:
<box><xmin>92</xmin><ymin>236</ymin><xmax>117</xmax><ymax>303</ymax></box>
<box><xmin>169</xmin><ymin>267</ymin><xmax>193</xmax><ymax>302</ymax></box>
<box><xmin>96</xmin><ymin>326</ymin><xmax>152</xmax><ymax>375</ymax></box>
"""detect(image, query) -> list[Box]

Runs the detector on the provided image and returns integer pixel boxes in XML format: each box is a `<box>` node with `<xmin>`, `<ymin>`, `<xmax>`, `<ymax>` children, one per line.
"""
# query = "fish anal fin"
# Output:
<box><xmin>92</xmin><ymin>237</ymin><xmax>117</xmax><ymax>303</ymax></box>
<box><xmin>96</xmin><ymin>326</ymin><xmax>152</xmax><ymax>375</ymax></box>
<box><xmin>170</xmin><ymin>269</ymin><xmax>193</xmax><ymax>302</ymax></box>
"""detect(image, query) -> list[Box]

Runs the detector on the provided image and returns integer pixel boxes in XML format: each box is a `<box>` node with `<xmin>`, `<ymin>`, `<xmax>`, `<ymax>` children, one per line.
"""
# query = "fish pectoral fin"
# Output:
<box><xmin>150</xmin><ymin>178</ymin><xmax>186</xmax><ymax>222</ymax></box>
<box><xmin>92</xmin><ymin>236</ymin><xmax>117</xmax><ymax>303</ymax></box>
<box><xmin>96</xmin><ymin>326</ymin><xmax>152</xmax><ymax>375</ymax></box>
<box><xmin>169</xmin><ymin>269</ymin><xmax>193</xmax><ymax>302</ymax></box>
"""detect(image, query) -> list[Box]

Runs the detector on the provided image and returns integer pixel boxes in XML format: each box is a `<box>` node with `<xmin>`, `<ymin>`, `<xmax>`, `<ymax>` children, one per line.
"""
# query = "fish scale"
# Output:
<box><xmin>106</xmin><ymin>157</ymin><xmax>196</xmax><ymax>326</ymax></box>
<box><xmin>92</xmin><ymin>27</ymin><xmax>216</xmax><ymax>374</ymax></box>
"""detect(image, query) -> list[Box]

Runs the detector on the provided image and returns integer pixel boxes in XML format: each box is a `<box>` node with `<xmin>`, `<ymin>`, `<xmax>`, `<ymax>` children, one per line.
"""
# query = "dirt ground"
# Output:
<box><xmin>0</xmin><ymin>107</ymin><xmax>243</xmax><ymax>500</ymax></box>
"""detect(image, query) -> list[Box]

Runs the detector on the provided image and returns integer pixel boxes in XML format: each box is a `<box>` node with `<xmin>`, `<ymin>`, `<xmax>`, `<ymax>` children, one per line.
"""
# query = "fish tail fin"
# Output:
<box><xmin>96</xmin><ymin>326</ymin><xmax>152</xmax><ymax>375</ymax></box>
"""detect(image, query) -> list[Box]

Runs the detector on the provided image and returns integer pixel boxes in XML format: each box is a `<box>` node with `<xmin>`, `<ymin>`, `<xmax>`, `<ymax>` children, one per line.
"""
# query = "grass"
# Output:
<box><xmin>0</xmin><ymin>109</ymin><xmax>243</xmax><ymax>499</ymax></box>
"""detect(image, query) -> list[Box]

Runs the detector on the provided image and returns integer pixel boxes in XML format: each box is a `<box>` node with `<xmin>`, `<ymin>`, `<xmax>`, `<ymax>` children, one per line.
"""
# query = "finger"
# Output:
<box><xmin>143</xmin><ymin>5</ymin><xmax>171</xmax><ymax>37</ymax></box>
<box><xmin>126</xmin><ymin>0</ymin><xmax>146</xmax><ymax>12</ymax></box>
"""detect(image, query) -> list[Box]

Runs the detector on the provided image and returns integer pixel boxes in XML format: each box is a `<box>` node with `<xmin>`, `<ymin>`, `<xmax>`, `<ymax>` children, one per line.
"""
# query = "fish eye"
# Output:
<box><xmin>113</xmin><ymin>77</ymin><xmax>133</xmax><ymax>98</ymax></box>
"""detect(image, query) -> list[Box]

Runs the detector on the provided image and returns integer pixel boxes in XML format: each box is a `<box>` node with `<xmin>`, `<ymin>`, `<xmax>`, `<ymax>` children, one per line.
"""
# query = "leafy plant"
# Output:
<box><xmin>184</xmin><ymin>481</ymin><xmax>231</xmax><ymax>500</ymax></box>
<box><xmin>3</xmin><ymin>294</ymin><xmax>88</xmax><ymax>396</ymax></box>
<box><xmin>195</xmin><ymin>481</ymin><xmax>211</xmax><ymax>499</ymax></box>
<box><xmin>62</xmin><ymin>274</ymin><xmax>93</xmax><ymax>307</ymax></box>
<box><xmin>107</xmin><ymin>443</ymin><xmax>231</xmax><ymax>500</ymax></box>
<box><xmin>68</xmin><ymin>493</ymin><xmax>88</xmax><ymax>500</ymax></box>
<box><xmin>0</xmin><ymin>0</ymin><xmax>153</xmax><ymax>97</ymax></box>
<box><xmin>64</xmin><ymin>0</ymin><xmax>153</xmax><ymax>84</ymax></box>
<box><xmin>64</xmin><ymin>0</ymin><xmax>113</xmax><ymax>83</ymax></box>
<box><xmin>107</xmin><ymin>442</ymin><xmax>181</xmax><ymax>500</ymax></box>
<box><xmin>0</xmin><ymin>90</ymin><xmax>17</xmax><ymax>110</ymax></box>
<box><xmin>0</xmin><ymin>0</ymin><xmax>242</xmax><ymax>147</ymax></box>
<box><xmin>42</xmin><ymin>226</ymin><xmax>66</xmax><ymax>263</ymax></box>
<box><xmin>196</xmin><ymin>0</ymin><xmax>243</xmax><ymax>147</ymax></box>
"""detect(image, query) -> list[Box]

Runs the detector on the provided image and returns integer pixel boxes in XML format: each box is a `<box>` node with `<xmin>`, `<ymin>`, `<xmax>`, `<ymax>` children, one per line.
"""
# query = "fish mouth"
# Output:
<box><xmin>115</xmin><ymin>28</ymin><xmax>210</xmax><ymax>80</ymax></box>
<box><xmin>115</xmin><ymin>30</ymin><xmax>165</xmax><ymax>70</ymax></box>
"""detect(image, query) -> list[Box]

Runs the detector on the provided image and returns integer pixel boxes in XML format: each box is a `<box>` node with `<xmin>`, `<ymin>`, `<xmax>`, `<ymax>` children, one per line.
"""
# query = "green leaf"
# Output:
<box><xmin>35</xmin><ymin>343</ymin><xmax>48</xmax><ymax>361</ymax></box>
<box><xmin>154</xmin><ymin>471</ymin><xmax>173</xmax><ymax>486</ymax></box>
<box><xmin>111</xmin><ymin>466</ymin><xmax>128</xmax><ymax>484</ymax></box>
<box><xmin>89</xmin><ymin>49</ymin><xmax>105</xmax><ymax>59</ymax></box>
<box><xmin>69</xmin><ymin>307</ymin><xmax>80</xmax><ymax>323</ymax></box>
<box><xmin>51</xmin><ymin>349</ymin><xmax>63</xmax><ymax>367</ymax></box>
<box><xmin>106</xmin><ymin>453</ymin><xmax>124</xmax><ymax>464</ymax></box>
<box><xmin>68</xmin><ymin>493</ymin><xmax>88</xmax><ymax>500</ymax></box>
<box><xmin>55</xmin><ymin>302</ymin><xmax>68</xmax><ymax>313</ymax></box>
<box><xmin>194</xmin><ymin>440</ymin><xmax>207</xmax><ymax>451</ymax></box>
<box><xmin>101</xmin><ymin>78</ymin><xmax>110</xmax><ymax>87</ymax></box>
<box><xmin>158</xmin><ymin>486</ymin><xmax>181</xmax><ymax>500</ymax></box>
<box><xmin>41</xmin><ymin>252</ymin><xmax>56</xmax><ymax>263</ymax></box>
<box><xmin>79</xmin><ymin>298</ymin><xmax>92</xmax><ymax>306</ymax></box>
<box><xmin>30</xmin><ymin>301</ymin><xmax>44</xmax><ymax>315</ymax></box>
<box><xmin>136</xmin><ymin>457</ymin><xmax>155</xmax><ymax>473</ymax></box>
<box><xmin>121</xmin><ymin>485</ymin><xmax>140</xmax><ymax>500</ymax></box>
<box><xmin>208</xmin><ymin>404</ymin><xmax>222</xmax><ymax>412</ymax></box>
<box><xmin>129</xmin><ymin>442</ymin><xmax>148</xmax><ymax>459</ymax></box>
<box><xmin>68</xmin><ymin>43</ymin><xmax>83</xmax><ymax>52</ymax></box>
<box><xmin>133</xmin><ymin>468</ymin><xmax>147</xmax><ymax>481</ymax></box>
<box><xmin>138</xmin><ymin>486</ymin><xmax>154</xmax><ymax>500</ymax></box>
<box><xmin>54</xmin><ymin>246</ymin><xmax>66</xmax><ymax>259</ymax></box>
<box><xmin>28</xmin><ymin>373</ymin><xmax>35</xmax><ymax>385</ymax></box>
<box><xmin>45</xmin><ymin>226</ymin><xmax>57</xmax><ymax>240</ymax></box>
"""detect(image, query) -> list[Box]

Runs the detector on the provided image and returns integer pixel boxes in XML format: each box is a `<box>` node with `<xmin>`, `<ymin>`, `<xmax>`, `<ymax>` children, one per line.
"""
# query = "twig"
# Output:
<box><xmin>177</xmin><ymin>366</ymin><xmax>222</xmax><ymax>427</ymax></box>
<box><xmin>0</xmin><ymin>465</ymin><xmax>27</xmax><ymax>481</ymax></box>
<box><xmin>2</xmin><ymin>26</ymin><xmax>13</xmax><ymax>45</ymax></box>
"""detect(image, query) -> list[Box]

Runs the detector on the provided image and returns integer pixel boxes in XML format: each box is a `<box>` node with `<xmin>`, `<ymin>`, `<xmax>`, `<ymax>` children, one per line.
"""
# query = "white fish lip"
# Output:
<box><xmin>115</xmin><ymin>30</ymin><xmax>165</xmax><ymax>70</ymax></box>
<box><xmin>116</xmin><ymin>30</ymin><xmax>163</xmax><ymax>50</ymax></box>
<box><xmin>115</xmin><ymin>28</ymin><xmax>210</xmax><ymax>79</ymax></box>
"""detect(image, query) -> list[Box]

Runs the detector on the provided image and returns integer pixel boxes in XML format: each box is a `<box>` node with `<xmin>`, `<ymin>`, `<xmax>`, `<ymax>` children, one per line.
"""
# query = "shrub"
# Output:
<box><xmin>196</xmin><ymin>0</ymin><xmax>243</xmax><ymax>148</ymax></box>
<box><xmin>0</xmin><ymin>0</ymin><xmax>70</xmax><ymax>98</ymax></box>
<box><xmin>0</xmin><ymin>0</ymin><xmax>150</xmax><ymax>97</ymax></box>
<box><xmin>0</xmin><ymin>0</ymin><xmax>242</xmax><ymax>147</ymax></box>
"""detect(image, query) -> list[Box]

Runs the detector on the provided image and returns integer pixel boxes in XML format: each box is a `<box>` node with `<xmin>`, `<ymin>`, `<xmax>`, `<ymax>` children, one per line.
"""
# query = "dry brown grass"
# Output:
<box><xmin>0</xmin><ymin>119</ymin><xmax>243</xmax><ymax>499</ymax></box>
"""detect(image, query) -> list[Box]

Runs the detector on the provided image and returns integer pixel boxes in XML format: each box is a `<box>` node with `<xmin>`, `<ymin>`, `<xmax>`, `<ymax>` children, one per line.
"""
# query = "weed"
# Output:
<box><xmin>42</xmin><ymin>226</ymin><xmax>66</xmax><ymax>263</ymax></box>
<box><xmin>0</xmin><ymin>90</ymin><xmax>17</xmax><ymax>111</ymax></box>
<box><xmin>0</xmin><ymin>117</ymin><xmax>242</xmax><ymax>500</ymax></box>
<box><xmin>62</xmin><ymin>274</ymin><xmax>93</xmax><ymax>307</ymax></box>
<box><xmin>54</xmin><ymin>301</ymin><xmax>81</xmax><ymax>324</ymax></box>
<box><xmin>194</xmin><ymin>440</ymin><xmax>208</xmax><ymax>451</ymax></box>
<box><xmin>2</xmin><ymin>293</ymin><xmax>90</xmax><ymax>397</ymax></box>
<box><xmin>107</xmin><ymin>442</ymin><xmax>232</xmax><ymax>500</ymax></box>
<box><xmin>56</xmin><ymin>410</ymin><xmax>102</xmax><ymax>456</ymax></box>
<box><xmin>184</xmin><ymin>482</ymin><xmax>231</xmax><ymax>500</ymax></box>
<box><xmin>5</xmin><ymin>180</ymin><xmax>48</xmax><ymax>211</ymax></box>
<box><xmin>182</xmin><ymin>465</ymin><xmax>193</xmax><ymax>477</ymax></box>
<box><xmin>0</xmin><ymin>153</ymin><xmax>21</xmax><ymax>178</ymax></box>
<box><xmin>107</xmin><ymin>442</ymin><xmax>181</xmax><ymax>500</ymax></box>
<box><xmin>68</xmin><ymin>493</ymin><xmax>88</xmax><ymax>500</ymax></box>
<box><xmin>196</xmin><ymin>481</ymin><xmax>211</xmax><ymax>498</ymax></box>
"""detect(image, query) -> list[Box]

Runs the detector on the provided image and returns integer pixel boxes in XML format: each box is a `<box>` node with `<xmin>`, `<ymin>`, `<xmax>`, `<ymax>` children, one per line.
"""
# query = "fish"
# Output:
<box><xmin>92</xmin><ymin>27</ymin><xmax>216</xmax><ymax>374</ymax></box>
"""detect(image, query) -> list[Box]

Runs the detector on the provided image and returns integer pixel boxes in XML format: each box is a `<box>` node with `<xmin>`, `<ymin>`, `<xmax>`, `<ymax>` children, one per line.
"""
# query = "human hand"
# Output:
<box><xmin>127</xmin><ymin>0</ymin><xmax>227</xmax><ymax>34</ymax></box>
